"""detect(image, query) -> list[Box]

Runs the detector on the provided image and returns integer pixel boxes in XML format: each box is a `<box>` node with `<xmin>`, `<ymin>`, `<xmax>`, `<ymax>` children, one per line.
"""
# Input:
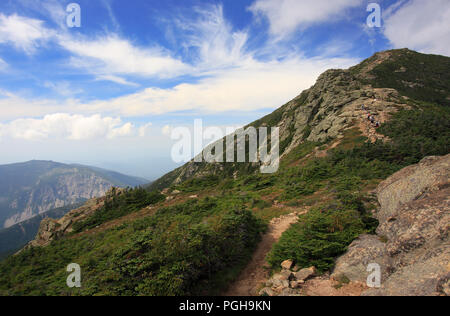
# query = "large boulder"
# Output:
<box><xmin>333</xmin><ymin>155</ymin><xmax>450</xmax><ymax>296</ymax></box>
<box><xmin>376</xmin><ymin>155</ymin><xmax>449</xmax><ymax>223</ymax></box>
<box><xmin>294</xmin><ymin>267</ymin><xmax>317</xmax><ymax>282</ymax></box>
<box><xmin>332</xmin><ymin>234</ymin><xmax>391</xmax><ymax>283</ymax></box>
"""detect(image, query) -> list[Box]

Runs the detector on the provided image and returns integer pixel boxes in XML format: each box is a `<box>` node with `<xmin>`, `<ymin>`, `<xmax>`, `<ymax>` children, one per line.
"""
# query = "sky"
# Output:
<box><xmin>0</xmin><ymin>0</ymin><xmax>448</xmax><ymax>180</ymax></box>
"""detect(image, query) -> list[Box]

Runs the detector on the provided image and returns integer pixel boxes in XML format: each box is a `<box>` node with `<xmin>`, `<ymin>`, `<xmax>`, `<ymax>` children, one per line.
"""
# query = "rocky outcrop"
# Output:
<box><xmin>332</xmin><ymin>155</ymin><xmax>450</xmax><ymax>296</ymax></box>
<box><xmin>22</xmin><ymin>188</ymin><xmax>125</xmax><ymax>249</ymax></box>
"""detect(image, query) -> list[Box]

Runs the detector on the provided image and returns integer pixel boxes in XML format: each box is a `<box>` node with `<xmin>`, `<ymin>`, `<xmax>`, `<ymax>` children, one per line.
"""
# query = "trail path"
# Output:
<box><xmin>224</xmin><ymin>211</ymin><xmax>305</xmax><ymax>296</ymax></box>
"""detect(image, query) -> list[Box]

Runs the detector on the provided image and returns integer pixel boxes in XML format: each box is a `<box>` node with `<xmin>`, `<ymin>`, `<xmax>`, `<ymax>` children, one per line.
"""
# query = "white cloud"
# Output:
<box><xmin>59</xmin><ymin>34</ymin><xmax>192</xmax><ymax>79</ymax></box>
<box><xmin>249</xmin><ymin>0</ymin><xmax>363</xmax><ymax>39</ymax></box>
<box><xmin>174</xmin><ymin>4</ymin><xmax>250</xmax><ymax>69</ymax></box>
<box><xmin>16</xmin><ymin>0</ymin><xmax>67</xmax><ymax>29</ymax></box>
<box><xmin>0</xmin><ymin>114</ymin><xmax>136</xmax><ymax>141</ymax></box>
<box><xmin>383</xmin><ymin>0</ymin><xmax>450</xmax><ymax>56</ymax></box>
<box><xmin>95</xmin><ymin>75</ymin><xmax>139</xmax><ymax>87</ymax></box>
<box><xmin>0</xmin><ymin>55</ymin><xmax>356</xmax><ymax>120</ymax></box>
<box><xmin>0</xmin><ymin>14</ymin><xmax>53</xmax><ymax>54</ymax></box>
<box><xmin>43</xmin><ymin>81</ymin><xmax>83</xmax><ymax>97</ymax></box>
<box><xmin>88</xmin><ymin>56</ymin><xmax>357</xmax><ymax>116</ymax></box>
<box><xmin>0</xmin><ymin>3</ymin><xmax>360</xmax><ymax>122</ymax></box>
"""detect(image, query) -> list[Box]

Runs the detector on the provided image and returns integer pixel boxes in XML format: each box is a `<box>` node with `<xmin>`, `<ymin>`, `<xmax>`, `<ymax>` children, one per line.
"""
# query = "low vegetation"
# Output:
<box><xmin>1</xmin><ymin>50</ymin><xmax>448</xmax><ymax>296</ymax></box>
<box><xmin>0</xmin><ymin>197</ymin><xmax>265</xmax><ymax>296</ymax></box>
<box><xmin>267</xmin><ymin>103</ymin><xmax>449</xmax><ymax>272</ymax></box>
<box><xmin>71</xmin><ymin>188</ymin><xmax>165</xmax><ymax>233</ymax></box>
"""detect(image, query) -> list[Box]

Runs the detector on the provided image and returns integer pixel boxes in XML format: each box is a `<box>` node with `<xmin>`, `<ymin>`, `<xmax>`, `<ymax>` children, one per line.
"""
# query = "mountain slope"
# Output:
<box><xmin>149</xmin><ymin>48</ymin><xmax>450</xmax><ymax>191</ymax></box>
<box><xmin>0</xmin><ymin>161</ymin><xmax>148</xmax><ymax>228</ymax></box>
<box><xmin>0</xmin><ymin>203</ymin><xmax>83</xmax><ymax>259</ymax></box>
<box><xmin>0</xmin><ymin>49</ymin><xmax>448</xmax><ymax>296</ymax></box>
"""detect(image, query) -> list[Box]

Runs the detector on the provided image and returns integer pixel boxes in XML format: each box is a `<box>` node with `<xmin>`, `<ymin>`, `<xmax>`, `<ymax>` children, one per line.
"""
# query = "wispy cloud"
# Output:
<box><xmin>249</xmin><ymin>0</ymin><xmax>363</xmax><ymax>40</ymax></box>
<box><xmin>0</xmin><ymin>55</ymin><xmax>357</xmax><ymax>120</ymax></box>
<box><xmin>0</xmin><ymin>13</ymin><xmax>54</xmax><ymax>54</ymax></box>
<box><xmin>43</xmin><ymin>81</ymin><xmax>84</xmax><ymax>97</ymax></box>
<box><xmin>173</xmin><ymin>4</ymin><xmax>251</xmax><ymax>69</ymax></box>
<box><xmin>95</xmin><ymin>75</ymin><xmax>139</xmax><ymax>87</ymax></box>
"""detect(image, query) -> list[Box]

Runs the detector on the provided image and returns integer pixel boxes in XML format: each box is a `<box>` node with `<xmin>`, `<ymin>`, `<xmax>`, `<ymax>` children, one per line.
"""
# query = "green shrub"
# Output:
<box><xmin>72</xmin><ymin>188</ymin><xmax>165</xmax><ymax>233</ymax></box>
<box><xmin>267</xmin><ymin>206</ymin><xmax>367</xmax><ymax>272</ymax></box>
<box><xmin>0</xmin><ymin>197</ymin><xmax>266</xmax><ymax>296</ymax></box>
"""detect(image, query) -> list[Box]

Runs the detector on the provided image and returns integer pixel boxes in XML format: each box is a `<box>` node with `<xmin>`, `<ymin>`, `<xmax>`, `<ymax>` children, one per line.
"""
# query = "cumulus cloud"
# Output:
<box><xmin>0</xmin><ymin>114</ymin><xmax>136</xmax><ymax>141</ymax></box>
<box><xmin>0</xmin><ymin>14</ymin><xmax>53</xmax><ymax>54</ymax></box>
<box><xmin>383</xmin><ymin>0</ymin><xmax>450</xmax><ymax>56</ymax></box>
<box><xmin>249</xmin><ymin>0</ymin><xmax>363</xmax><ymax>39</ymax></box>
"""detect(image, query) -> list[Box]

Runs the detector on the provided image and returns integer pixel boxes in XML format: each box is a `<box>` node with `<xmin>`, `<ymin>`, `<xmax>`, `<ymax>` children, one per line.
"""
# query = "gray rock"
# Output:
<box><xmin>332</xmin><ymin>234</ymin><xmax>391</xmax><ymax>283</ymax></box>
<box><xmin>335</xmin><ymin>155</ymin><xmax>450</xmax><ymax>296</ymax></box>
<box><xmin>294</xmin><ymin>267</ymin><xmax>317</xmax><ymax>281</ymax></box>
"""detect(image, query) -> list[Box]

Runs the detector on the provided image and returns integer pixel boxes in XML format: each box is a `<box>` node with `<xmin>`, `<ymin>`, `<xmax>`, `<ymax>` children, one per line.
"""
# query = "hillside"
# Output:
<box><xmin>0</xmin><ymin>161</ymin><xmax>148</xmax><ymax>228</ymax></box>
<box><xmin>149</xmin><ymin>49</ymin><xmax>450</xmax><ymax>191</ymax></box>
<box><xmin>0</xmin><ymin>203</ymin><xmax>83</xmax><ymax>260</ymax></box>
<box><xmin>0</xmin><ymin>49</ymin><xmax>448</xmax><ymax>296</ymax></box>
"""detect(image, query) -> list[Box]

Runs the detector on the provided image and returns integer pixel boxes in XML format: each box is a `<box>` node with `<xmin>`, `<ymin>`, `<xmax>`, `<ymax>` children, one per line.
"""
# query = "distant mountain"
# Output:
<box><xmin>0</xmin><ymin>161</ymin><xmax>149</xmax><ymax>228</ymax></box>
<box><xmin>0</xmin><ymin>203</ymin><xmax>83</xmax><ymax>260</ymax></box>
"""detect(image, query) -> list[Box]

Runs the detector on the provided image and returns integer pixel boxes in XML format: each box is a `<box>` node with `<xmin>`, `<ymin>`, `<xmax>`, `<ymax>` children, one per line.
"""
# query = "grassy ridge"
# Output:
<box><xmin>0</xmin><ymin>197</ymin><xmax>265</xmax><ymax>296</ymax></box>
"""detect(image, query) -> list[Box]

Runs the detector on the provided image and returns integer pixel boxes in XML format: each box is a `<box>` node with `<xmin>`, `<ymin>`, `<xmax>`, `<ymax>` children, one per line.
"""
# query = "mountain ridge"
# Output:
<box><xmin>1</xmin><ymin>48</ymin><xmax>448</xmax><ymax>296</ymax></box>
<box><xmin>0</xmin><ymin>160</ymin><xmax>149</xmax><ymax>228</ymax></box>
<box><xmin>149</xmin><ymin>48</ymin><xmax>450</xmax><ymax>192</ymax></box>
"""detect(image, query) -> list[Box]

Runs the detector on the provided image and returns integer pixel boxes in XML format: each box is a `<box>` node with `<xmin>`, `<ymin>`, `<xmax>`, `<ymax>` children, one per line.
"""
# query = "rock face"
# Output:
<box><xmin>0</xmin><ymin>161</ymin><xmax>147</xmax><ymax>228</ymax></box>
<box><xmin>332</xmin><ymin>155</ymin><xmax>450</xmax><ymax>296</ymax></box>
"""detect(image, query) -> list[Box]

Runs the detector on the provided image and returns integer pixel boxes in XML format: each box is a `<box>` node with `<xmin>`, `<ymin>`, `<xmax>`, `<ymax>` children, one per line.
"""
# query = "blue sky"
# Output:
<box><xmin>0</xmin><ymin>0</ymin><xmax>448</xmax><ymax>179</ymax></box>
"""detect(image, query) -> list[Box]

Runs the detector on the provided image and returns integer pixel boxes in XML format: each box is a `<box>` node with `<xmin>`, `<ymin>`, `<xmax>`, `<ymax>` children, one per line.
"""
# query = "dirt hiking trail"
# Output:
<box><xmin>224</xmin><ymin>211</ymin><xmax>306</xmax><ymax>296</ymax></box>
